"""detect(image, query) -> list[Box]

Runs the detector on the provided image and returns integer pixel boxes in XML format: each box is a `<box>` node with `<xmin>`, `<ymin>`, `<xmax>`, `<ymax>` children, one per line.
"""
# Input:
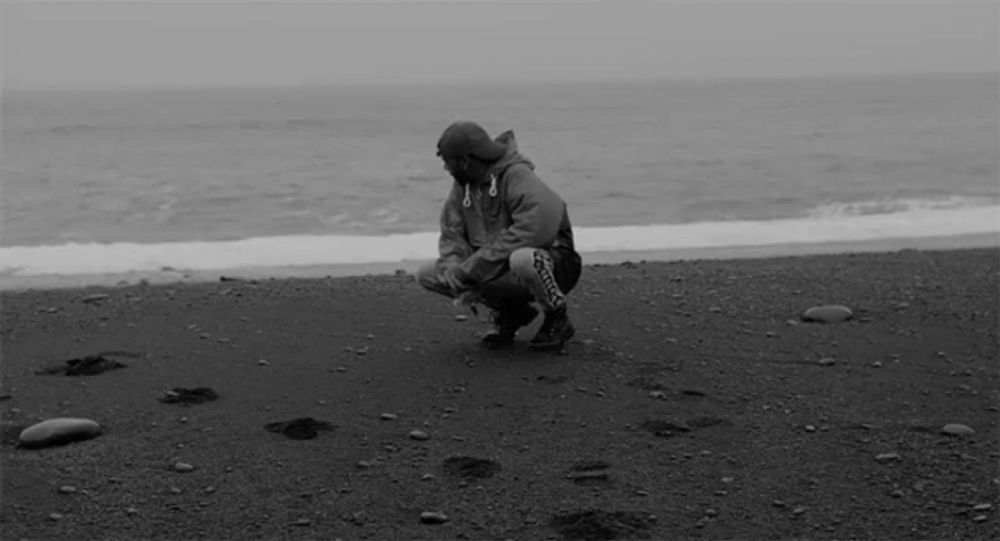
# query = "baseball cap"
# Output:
<box><xmin>436</xmin><ymin>121</ymin><xmax>508</xmax><ymax>161</ymax></box>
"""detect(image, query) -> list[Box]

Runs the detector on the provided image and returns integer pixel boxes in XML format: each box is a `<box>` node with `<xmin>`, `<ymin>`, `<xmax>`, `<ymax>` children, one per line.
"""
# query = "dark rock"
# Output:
<box><xmin>567</xmin><ymin>471</ymin><xmax>610</xmax><ymax>484</ymax></box>
<box><xmin>420</xmin><ymin>511</ymin><xmax>449</xmax><ymax>524</ymax></box>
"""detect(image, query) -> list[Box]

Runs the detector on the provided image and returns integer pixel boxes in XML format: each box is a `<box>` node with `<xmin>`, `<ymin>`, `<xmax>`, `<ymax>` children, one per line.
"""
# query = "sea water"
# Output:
<box><xmin>2</xmin><ymin>73</ymin><xmax>997</xmax><ymax>277</ymax></box>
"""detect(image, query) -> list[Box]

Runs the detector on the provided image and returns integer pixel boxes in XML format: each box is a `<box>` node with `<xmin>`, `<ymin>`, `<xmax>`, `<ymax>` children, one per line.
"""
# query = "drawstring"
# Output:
<box><xmin>462</xmin><ymin>175</ymin><xmax>497</xmax><ymax>208</ymax></box>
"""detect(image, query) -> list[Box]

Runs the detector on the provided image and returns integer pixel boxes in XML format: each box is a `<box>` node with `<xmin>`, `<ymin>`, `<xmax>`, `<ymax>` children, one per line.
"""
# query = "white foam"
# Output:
<box><xmin>2</xmin><ymin>202</ymin><xmax>998</xmax><ymax>277</ymax></box>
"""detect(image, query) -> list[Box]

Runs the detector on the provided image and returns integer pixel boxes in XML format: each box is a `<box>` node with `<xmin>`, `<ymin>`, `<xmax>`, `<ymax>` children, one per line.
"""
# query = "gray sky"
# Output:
<box><xmin>3</xmin><ymin>0</ymin><xmax>997</xmax><ymax>89</ymax></box>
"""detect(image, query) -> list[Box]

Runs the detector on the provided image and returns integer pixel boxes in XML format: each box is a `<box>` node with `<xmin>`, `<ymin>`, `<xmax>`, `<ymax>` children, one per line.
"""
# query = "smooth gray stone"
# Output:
<box><xmin>801</xmin><ymin>305</ymin><xmax>853</xmax><ymax>323</ymax></box>
<box><xmin>19</xmin><ymin>418</ymin><xmax>101</xmax><ymax>449</ymax></box>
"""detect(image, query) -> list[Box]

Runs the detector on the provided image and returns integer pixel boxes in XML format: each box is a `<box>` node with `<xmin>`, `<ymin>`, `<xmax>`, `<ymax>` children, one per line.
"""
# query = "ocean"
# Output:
<box><xmin>2</xmin><ymin>72</ymin><xmax>998</xmax><ymax>277</ymax></box>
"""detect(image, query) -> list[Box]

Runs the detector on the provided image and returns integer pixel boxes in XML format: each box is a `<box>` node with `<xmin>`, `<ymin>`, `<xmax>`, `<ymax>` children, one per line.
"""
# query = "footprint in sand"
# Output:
<box><xmin>35</xmin><ymin>352</ymin><xmax>138</xmax><ymax>376</ymax></box>
<box><xmin>264</xmin><ymin>418</ymin><xmax>335</xmax><ymax>440</ymax></box>
<box><xmin>549</xmin><ymin>509</ymin><xmax>654</xmax><ymax>540</ymax></box>
<box><xmin>159</xmin><ymin>387</ymin><xmax>219</xmax><ymax>405</ymax></box>
<box><xmin>442</xmin><ymin>456</ymin><xmax>502</xmax><ymax>479</ymax></box>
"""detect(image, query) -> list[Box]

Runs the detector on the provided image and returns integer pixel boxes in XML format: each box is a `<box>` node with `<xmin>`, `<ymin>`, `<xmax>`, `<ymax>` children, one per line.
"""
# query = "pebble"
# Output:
<box><xmin>293</xmin><ymin>519</ymin><xmax>312</xmax><ymax>526</ymax></box>
<box><xmin>941</xmin><ymin>423</ymin><xmax>975</xmax><ymax>436</ymax></box>
<box><xmin>890</xmin><ymin>490</ymin><xmax>904</xmax><ymax>498</ymax></box>
<box><xmin>58</xmin><ymin>485</ymin><xmax>77</xmax><ymax>494</ymax></box>
<box><xmin>801</xmin><ymin>304</ymin><xmax>853</xmax><ymax>323</ymax></box>
<box><xmin>704</xmin><ymin>508</ymin><xmax>718</xmax><ymax>517</ymax></box>
<box><xmin>82</xmin><ymin>293</ymin><xmax>110</xmax><ymax>303</ymax></box>
<box><xmin>409</xmin><ymin>429</ymin><xmax>430</xmax><ymax>441</ymax></box>
<box><xmin>974</xmin><ymin>503</ymin><xmax>993</xmax><ymax>511</ymax></box>
<box><xmin>805</xmin><ymin>425</ymin><xmax>817</xmax><ymax>432</ymax></box>
<box><xmin>421</xmin><ymin>473</ymin><xmax>435</xmax><ymax>481</ymax></box>
<box><xmin>454</xmin><ymin>315</ymin><xmax>468</xmax><ymax>322</ymax></box>
<box><xmin>420</xmin><ymin>511</ymin><xmax>449</xmax><ymax>524</ymax></box>
<box><xmin>721</xmin><ymin>477</ymin><xmax>734</xmax><ymax>484</ymax></box>
<box><xmin>973</xmin><ymin>515</ymin><xmax>988</xmax><ymax>523</ymax></box>
<box><xmin>356</xmin><ymin>461</ymin><xmax>373</xmax><ymax>469</ymax></box>
<box><xmin>818</xmin><ymin>357</ymin><xmax>836</xmax><ymax>367</ymax></box>
<box><xmin>49</xmin><ymin>513</ymin><xmax>64</xmax><ymax>521</ymax></box>
<box><xmin>567</xmin><ymin>471</ymin><xmax>608</xmax><ymax>482</ymax></box>
<box><xmin>126</xmin><ymin>507</ymin><xmax>139</xmax><ymax>515</ymax></box>
<box><xmin>381</xmin><ymin>413</ymin><xmax>398</xmax><ymax>421</ymax></box>
<box><xmin>173</xmin><ymin>462</ymin><xmax>195</xmax><ymax>473</ymax></box>
<box><xmin>773</xmin><ymin>500</ymin><xmax>786</xmax><ymax>508</ymax></box>
<box><xmin>19</xmin><ymin>418</ymin><xmax>101</xmax><ymax>449</ymax></box>
<box><xmin>649</xmin><ymin>391</ymin><xmax>665</xmax><ymax>399</ymax></box>
<box><xmin>792</xmin><ymin>507</ymin><xmax>806</xmax><ymax>516</ymax></box>
<box><xmin>258</xmin><ymin>359</ymin><xmax>268</xmax><ymax>366</ymax></box>
<box><xmin>876</xmin><ymin>453</ymin><xmax>901</xmax><ymax>462</ymax></box>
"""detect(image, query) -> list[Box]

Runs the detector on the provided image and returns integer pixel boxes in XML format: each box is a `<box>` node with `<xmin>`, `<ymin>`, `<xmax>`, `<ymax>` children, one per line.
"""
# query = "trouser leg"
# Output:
<box><xmin>417</xmin><ymin>247</ymin><xmax>582</xmax><ymax>312</ymax></box>
<box><xmin>507</xmin><ymin>246</ymin><xmax>582</xmax><ymax>312</ymax></box>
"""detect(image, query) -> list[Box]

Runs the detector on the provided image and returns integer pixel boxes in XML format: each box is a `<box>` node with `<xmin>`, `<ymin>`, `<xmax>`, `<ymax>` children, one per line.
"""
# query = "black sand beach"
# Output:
<box><xmin>2</xmin><ymin>247</ymin><xmax>998</xmax><ymax>540</ymax></box>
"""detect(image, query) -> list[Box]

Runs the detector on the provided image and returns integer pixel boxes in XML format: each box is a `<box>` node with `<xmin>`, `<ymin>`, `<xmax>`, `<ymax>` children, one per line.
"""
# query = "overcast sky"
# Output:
<box><xmin>2</xmin><ymin>0</ymin><xmax>997</xmax><ymax>89</ymax></box>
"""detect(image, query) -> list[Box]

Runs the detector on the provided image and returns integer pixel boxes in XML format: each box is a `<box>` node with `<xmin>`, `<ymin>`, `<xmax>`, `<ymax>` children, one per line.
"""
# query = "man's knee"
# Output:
<box><xmin>508</xmin><ymin>247</ymin><xmax>538</xmax><ymax>279</ymax></box>
<box><xmin>414</xmin><ymin>262</ymin><xmax>441</xmax><ymax>291</ymax></box>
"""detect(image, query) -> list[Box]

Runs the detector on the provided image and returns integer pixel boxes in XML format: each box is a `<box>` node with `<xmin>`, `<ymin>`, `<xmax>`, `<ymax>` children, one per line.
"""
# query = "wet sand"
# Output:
<box><xmin>1</xmin><ymin>247</ymin><xmax>998</xmax><ymax>540</ymax></box>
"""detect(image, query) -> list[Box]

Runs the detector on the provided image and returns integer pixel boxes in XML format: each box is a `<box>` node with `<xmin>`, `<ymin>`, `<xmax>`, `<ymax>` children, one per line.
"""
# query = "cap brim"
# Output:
<box><xmin>472</xmin><ymin>140</ymin><xmax>508</xmax><ymax>161</ymax></box>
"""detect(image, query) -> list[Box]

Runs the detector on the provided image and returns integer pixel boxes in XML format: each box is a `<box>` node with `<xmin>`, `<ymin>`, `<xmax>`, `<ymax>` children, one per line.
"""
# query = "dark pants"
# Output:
<box><xmin>416</xmin><ymin>246</ymin><xmax>582</xmax><ymax>312</ymax></box>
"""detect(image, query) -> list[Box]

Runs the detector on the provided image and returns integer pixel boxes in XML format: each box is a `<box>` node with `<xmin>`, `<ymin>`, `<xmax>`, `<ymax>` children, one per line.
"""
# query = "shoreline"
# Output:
<box><xmin>1</xmin><ymin>232</ymin><xmax>996</xmax><ymax>293</ymax></box>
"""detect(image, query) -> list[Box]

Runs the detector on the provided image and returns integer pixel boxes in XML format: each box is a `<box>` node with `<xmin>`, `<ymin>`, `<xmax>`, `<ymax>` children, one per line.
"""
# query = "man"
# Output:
<box><xmin>415</xmin><ymin>121</ymin><xmax>582</xmax><ymax>351</ymax></box>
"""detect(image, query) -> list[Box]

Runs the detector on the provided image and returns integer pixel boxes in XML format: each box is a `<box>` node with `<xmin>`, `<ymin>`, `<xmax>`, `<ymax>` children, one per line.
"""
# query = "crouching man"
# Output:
<box><xmin>416</xmin><ymin>121</ymin><xmax>582</xmax><ymax>351</ymax></box>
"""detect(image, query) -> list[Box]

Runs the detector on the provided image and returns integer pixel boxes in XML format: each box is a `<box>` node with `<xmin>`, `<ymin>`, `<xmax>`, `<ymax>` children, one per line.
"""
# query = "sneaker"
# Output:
<box><xmin>529</xmin><ymin>306</ymin><xmax>575</xmax><ymax>351</ymax></box>
<box><xmin>480</xmin><ymin>304</ymin><xmax>539</xmax><ymax>349</ymax></box>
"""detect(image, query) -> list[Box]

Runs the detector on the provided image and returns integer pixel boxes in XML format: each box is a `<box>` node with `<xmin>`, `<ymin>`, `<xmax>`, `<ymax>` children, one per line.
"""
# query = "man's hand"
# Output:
<box><xmin>441</xmin><ymin>266</ymin><xmax>467</xmax><ymax>294</ymax></box>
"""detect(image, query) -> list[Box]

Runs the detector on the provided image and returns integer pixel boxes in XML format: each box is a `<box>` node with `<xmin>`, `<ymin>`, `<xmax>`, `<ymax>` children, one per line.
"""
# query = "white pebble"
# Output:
<box><xmin>941</xmin><ymin>423</ymin><xmax>975</xmax><ymax>436</ymax></box>
<box><xmin>19</xmin><ymin>418</ymin><xmax>101</xmax><ymax>448</ymax></box>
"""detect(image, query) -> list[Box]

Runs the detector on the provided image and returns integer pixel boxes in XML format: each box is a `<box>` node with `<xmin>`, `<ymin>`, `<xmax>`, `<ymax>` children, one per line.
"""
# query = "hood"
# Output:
<box><xmin>489</xmin><ymin>130</ymin><xmax>535</xmax><ymax>177</ymax></box>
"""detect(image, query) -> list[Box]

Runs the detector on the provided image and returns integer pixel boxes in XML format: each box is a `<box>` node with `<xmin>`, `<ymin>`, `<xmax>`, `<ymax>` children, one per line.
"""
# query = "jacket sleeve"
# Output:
<box><xmin>458</xmin><ymin>166</ymin><xmax>563</xmax><ymax>285</ymax></box>
<box><xmin>438</xmin><ymin>182</ymin><xmax>473</xmax><ymax>265</ymax></box>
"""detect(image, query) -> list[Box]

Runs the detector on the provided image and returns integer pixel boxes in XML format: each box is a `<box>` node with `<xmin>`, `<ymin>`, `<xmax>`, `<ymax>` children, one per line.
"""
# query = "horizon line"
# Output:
<box><xmin>5</xmin><ymin>69</ymin><xmax>996</xmax><ymax>93</ymax></box>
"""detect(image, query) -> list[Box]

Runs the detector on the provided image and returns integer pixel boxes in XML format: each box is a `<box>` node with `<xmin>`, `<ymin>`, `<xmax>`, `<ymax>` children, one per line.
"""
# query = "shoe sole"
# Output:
<box><xmin>528</xmin><ymin>326</ymin><xmax>576</xmax><ymax>351</ymax></box>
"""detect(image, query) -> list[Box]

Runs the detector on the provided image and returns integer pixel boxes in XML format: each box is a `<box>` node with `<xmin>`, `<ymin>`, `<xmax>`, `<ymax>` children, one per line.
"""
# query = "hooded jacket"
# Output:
<box><xmin>438</xmin><ymin>130</ymin><xmax>575</xmax><ymax>286</ymax></box>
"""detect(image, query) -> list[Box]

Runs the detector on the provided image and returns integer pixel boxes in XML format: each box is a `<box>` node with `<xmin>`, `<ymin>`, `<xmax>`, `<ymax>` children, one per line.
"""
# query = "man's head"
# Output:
<box><xmin>436</xmin><ymin>121</ymin><xmax>508</xmax><ymax>186</ymax></box>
